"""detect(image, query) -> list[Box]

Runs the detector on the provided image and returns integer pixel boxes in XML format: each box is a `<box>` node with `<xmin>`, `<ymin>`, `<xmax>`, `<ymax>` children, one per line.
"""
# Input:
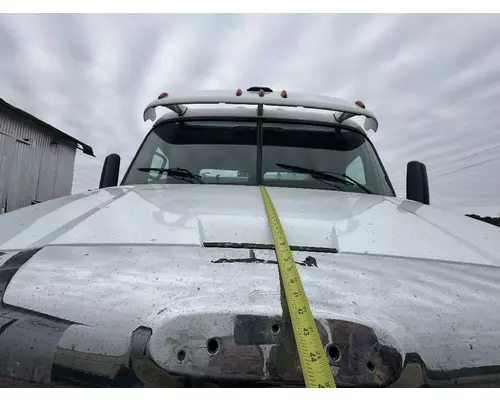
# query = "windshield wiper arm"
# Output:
<box><xmin>137</xmin><ymin>167</ymin><xmax>204</xmax><ymax>184</ymax></box>
<box><xmin>276</xmin><ymin>163</ymin><xmax>373</xmax><ymax>194</ymax></box>
<box><xmin>276</xmin><ymin>163</ymin><xmax>348</xmax><ymax>186</ymax></box>
<box><xmin>340</xmin><ymin>173</ymin><xmax>373</xmax><ymax>194</ymax></box>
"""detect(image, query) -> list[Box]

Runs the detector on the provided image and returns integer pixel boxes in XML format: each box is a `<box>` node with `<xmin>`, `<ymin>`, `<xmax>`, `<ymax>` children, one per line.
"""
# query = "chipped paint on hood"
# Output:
<box><xmin>2</xmin><ymin>245</ymin><xmax>500</xmax><ymax>374</ymax></box>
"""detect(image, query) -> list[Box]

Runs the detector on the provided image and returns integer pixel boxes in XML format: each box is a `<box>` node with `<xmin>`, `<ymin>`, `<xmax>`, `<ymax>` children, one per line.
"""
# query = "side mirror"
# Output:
<box><xmin>99</xmin><ymin>154</ymin><xmax>121</xmax><ymax>189</ymax></box>
<box><xmin>406</xmin><ymin>161</ymin><xmax>429</xmax><ymax>205</ymax></box>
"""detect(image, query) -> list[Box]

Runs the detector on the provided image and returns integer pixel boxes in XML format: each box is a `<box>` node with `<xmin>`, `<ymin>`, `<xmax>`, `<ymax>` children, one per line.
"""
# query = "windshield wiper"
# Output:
<box><xmin>137</xmin><ymin>167</ymin><xmax>204</xmax><ymax>184</ymax></box>
<box><xmin>276</xmin><ymin>163</ymin><xmax>373</xmax><ymax>194</ymax></box>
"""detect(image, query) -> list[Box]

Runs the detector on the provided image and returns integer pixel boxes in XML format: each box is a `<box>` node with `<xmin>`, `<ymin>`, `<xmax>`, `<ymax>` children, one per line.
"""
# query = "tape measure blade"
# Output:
<box><xmin>259</xmin><ymin>186</ymin><xmax>336</xmax><ymax>388</ymax></box>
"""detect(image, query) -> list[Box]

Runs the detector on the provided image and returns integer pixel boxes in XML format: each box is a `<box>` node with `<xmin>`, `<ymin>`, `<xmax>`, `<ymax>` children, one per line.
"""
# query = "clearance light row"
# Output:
<box><xmin>157</xmin><ymin>90</ymin><xmax>366</xmax><ymax>109</ymax></box>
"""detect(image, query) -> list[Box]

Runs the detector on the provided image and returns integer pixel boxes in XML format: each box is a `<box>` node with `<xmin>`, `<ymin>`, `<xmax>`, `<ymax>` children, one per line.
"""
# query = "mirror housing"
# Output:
<box><xmin>406</xmin><ymin>161</ymin><xmax>429</xmax><ymax>205</ymax></box>
<box><xmin>99</xmin><ymin>153</ymin><xmax>121</xmax><ymax>189</ymax></box>
<box><xmin>406</xmin><ymin>161</ymin><xmax>430</xmax><ymax>205</ymax></box>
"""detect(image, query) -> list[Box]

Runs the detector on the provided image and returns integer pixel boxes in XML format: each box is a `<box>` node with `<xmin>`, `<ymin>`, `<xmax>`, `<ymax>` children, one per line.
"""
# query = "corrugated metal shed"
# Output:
<box><xmin>0</xmin><ymin>98</ymin><xmax>94</xmax><ymax>213</ymax></box>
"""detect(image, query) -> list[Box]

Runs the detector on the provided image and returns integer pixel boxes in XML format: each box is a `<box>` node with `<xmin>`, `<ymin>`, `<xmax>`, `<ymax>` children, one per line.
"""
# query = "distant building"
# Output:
<box><xmin>0</xmin><ymin>98</ymin><xmax>94</xmax><ymax>213</ymax></box>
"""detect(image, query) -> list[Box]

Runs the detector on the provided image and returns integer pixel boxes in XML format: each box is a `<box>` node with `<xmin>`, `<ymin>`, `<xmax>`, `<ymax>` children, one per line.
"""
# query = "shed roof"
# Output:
<box><xmin>0</xmin><ymin>98</ymin><xmax>94</xmax><ymax>157</ymax></box>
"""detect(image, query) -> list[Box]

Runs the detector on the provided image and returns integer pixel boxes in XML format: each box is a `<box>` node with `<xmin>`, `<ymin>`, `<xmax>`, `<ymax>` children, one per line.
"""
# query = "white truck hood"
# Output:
<box><xmin>1</xmin><ymin>185</ymin><xmax>500</xmax><ymax>387</ymax></box>
<box><xmin>0</xmin><ymin>184</ymin><xmax>499</xmax><ymax>266</ymax></box>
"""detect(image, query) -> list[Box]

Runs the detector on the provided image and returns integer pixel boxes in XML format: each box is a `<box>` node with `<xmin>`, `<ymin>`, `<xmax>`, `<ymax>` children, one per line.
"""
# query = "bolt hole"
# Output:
<box><xmin>207</xmin><ymin>338</ymin><xmax>220</xmax><ymax>355</ymax></box>
<box><xmin>326</xmin><ymin>343</ymin><xmax>341</xmax><ymax>363</ymax></box>
<box><xmin>271</xmin><ymin>323</ymin><xmax>280</xmax><ymax>335</ymax></box>
<box><xmin>177</xmin><ymin>349</ymin><xmax>186</xmax><ymax>362</ymax></box>
<box><xmin>366</xmin><ymin>360</ymin><xmax>376</xmax><ymax>373</ymax></box>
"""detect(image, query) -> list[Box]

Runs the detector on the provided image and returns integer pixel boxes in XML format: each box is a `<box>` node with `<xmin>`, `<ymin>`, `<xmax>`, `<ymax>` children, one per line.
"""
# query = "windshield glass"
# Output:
<box><xmin>123</xmin><ymin>120</ymin><xmax>394</xmax><ymax>196</ymax></box>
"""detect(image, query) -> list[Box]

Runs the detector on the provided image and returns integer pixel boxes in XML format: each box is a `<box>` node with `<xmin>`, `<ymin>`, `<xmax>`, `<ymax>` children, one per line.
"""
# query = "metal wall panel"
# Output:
<box><xmin>6</xmin><ymin>139</ymin><xmax>38</xmax><ymax>211</ymax></box>
<box><xmin>52</xmin><ymin>143</ymin><xmax>77</xmax><ymax>199</ymax></box>
<box><xmin>0</xmin><ymin>133</ymin><xmax>14</xmax><ymax>213</ymax></box>
<box><xmin>35</xmin><ymin>142</ymin><xmax>59</xmax><ymax>202</ymax></box>
<box><xmin>0</xmin><ymin>106</ymin><xmax>78</xmax><ymax>212</ymax></box>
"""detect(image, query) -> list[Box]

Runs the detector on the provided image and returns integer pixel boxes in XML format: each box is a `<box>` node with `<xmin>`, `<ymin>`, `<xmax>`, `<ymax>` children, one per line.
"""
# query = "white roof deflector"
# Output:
<box><xmin>143</xmin><ymin>88</ymin><xmax>379</xmax><ymax>132</ymax></box>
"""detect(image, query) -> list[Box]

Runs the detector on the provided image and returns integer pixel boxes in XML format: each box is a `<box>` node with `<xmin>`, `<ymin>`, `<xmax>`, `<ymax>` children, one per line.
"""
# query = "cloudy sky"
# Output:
<box><xmin>1</xmin><ymin>13</ymin><xmax>500</xmax><ymax>216</ymax></box>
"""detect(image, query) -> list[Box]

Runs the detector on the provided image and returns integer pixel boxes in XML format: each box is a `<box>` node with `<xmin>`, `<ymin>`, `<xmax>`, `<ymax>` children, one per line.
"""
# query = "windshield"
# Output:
<box><xmin>123</xmin><ymin>120</ymin><xmax>394</xmax><ymax>196</ymax></box>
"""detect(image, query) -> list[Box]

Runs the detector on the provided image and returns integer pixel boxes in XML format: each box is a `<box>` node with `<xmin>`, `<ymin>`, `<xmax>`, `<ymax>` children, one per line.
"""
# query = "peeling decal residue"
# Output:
<box><xmin>211</xmin><ymin>249</ymin><xmax>319</xmax><ymax>267</ymax></box>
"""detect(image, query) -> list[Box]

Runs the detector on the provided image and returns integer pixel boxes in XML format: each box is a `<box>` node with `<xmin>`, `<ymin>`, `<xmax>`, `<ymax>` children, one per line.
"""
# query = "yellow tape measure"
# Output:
<box><xmin>259</xmin><ymin>186</ymin><xmax>336</xmax><ymax>388</ymax></box>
